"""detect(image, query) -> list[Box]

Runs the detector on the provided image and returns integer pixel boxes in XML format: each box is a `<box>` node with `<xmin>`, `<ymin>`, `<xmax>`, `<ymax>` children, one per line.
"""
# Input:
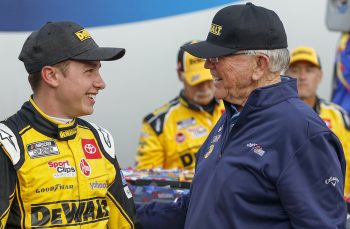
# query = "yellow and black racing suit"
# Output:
<box><xmin>315</xmin><ymin>97</ymin><xmax>350</xmax><ymax>199</ymax></box>
<box><xmin>135</xmin><ymin>91</ymin><xmax>224</xmax><ymax>171</ymax></box>
<box><xmin>0</xmin><ymin>98</ymin><xmax>135</xmax><ymax>228</ymax></box>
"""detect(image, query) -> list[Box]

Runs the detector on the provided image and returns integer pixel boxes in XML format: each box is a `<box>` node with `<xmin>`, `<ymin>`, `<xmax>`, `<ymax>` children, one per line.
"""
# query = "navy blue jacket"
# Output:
<box><xmin>137</xmin><ymin>77</ymin><xmax>347</xmax><ymax>229</ymax></box>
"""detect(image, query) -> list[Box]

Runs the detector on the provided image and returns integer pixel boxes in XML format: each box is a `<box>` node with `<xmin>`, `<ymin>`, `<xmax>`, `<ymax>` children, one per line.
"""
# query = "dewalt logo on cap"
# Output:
<box><xmin>210</xmin><ymin>23</ymin><xmax>222</xmax><ymax>36</ymax></box>
<box><xmin>75</xmin><ymin>29</ymin><xmax>91</xmax><ymax>41</ymax></box>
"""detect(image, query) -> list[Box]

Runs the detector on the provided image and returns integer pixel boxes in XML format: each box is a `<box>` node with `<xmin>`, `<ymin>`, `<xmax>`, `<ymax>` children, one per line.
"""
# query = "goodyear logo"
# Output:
<box><xmin>59</xmin><ymin>128</ymin><xmax>77</xmax><ymax>139</ymax></box>
<box><xmin>210</xmin><ymin>23</ymin><xmax>222</xmax><ymax>36</ymax></box>
<box><xmin>31</xmin><ymin>197</ymin><xmax>109</xmax><ymax>227</ymax></box>
<box><xmin>75</xmin><ymin>29</ymin><xmax>91</xmax><ymax>41</ymax></box>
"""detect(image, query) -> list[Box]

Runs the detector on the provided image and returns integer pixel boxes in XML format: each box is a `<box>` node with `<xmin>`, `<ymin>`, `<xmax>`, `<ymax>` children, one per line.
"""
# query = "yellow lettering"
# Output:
<box><xmin>59</xmin><ymin>128</ymin><xmax>77</xmax><ymax>138</ymax></box>
<box><xmin>210</xmin><ymin>24</ymin><xmax>222</xmax><ymax>36</ymax></box>
<box><xmin>75</xmin><ymin>29</ymin><xmax>92</xmax><ymax>41</ymax></box>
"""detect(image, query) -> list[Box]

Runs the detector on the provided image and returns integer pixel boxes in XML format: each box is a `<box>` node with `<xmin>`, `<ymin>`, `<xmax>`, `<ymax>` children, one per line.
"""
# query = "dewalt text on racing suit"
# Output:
<box><xmin>315</xmin><ymin>97</ymin><xmax>350</xmax><ymax>199</ymax></box>
<box><xmin>135</xmin><ymin>91</ymin><xmax>224</xmax><ymax>171</ymax></box>
<box><xmin>0</xmin><ymin>98</ymin><xmax>135</xmax><ymax>228</ymax></box>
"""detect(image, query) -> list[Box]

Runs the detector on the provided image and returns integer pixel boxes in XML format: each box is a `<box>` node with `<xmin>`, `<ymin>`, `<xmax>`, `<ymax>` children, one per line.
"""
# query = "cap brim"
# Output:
<box><xmin>183</xmin><ymin>70</ymin><xmax>213</xmax><ymax>86</ymax></box>
<box><xmin>290</xmin><ymin>55</ymin><xmax>320</xmax><ymax>68</ymax></box>
<box><xmin>72</xmin><ymin>47</ymin><xmax>125</xmax><ymax>61</ymax></box>
<box><xmin>181</xmin><ymin>41</ymin><xmax>236</xmax><ymax>58</ymax></box>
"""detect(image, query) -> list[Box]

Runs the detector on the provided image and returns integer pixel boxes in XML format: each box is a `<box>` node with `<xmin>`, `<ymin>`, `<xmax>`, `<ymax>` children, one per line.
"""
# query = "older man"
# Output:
<box><xmin>136</xmin><ymin>3</ymin><xmax>347</xmax><ymax>229</ymax></box>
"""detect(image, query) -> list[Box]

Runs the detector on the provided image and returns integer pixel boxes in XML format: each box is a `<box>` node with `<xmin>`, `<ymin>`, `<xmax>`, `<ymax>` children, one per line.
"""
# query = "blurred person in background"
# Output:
<box><xmin>135</xmin><ymin>40</ymin><xmax>224</xmax><ymax>171</ymax></box>
<box><xmin>286</xmin><ymin>45</ymin><xmax>350</xmax><ymax>207</ymax></box>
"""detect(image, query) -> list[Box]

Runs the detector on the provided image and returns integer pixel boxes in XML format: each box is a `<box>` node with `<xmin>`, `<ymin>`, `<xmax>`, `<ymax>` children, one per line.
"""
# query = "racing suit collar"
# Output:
<box><xmin>313</xmin><ymin>96</ymin><xmax>321</xmax><ymax>114</ymax></box>
<box><xmin>20</xmin><ymin>97</ymin><xmax>78</xmax><ymax>140</ymax></box>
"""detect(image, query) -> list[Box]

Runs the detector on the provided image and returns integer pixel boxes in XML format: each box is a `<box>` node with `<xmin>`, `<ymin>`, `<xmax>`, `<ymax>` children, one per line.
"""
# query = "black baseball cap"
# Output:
<box><xmin>182</xmin><ymin>2</ymin><xmax>287</xmax><ymax>58</ymax></box>
<box><xmin>19</xmin><ymin>21</ymin><xmax>126</xmax><ymax>74</ymax></box>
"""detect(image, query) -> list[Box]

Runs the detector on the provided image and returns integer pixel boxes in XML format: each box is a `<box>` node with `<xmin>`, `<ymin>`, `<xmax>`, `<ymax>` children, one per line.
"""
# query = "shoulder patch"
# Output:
<box><xmin>88</xmin><ymin>122</ymin><xmax>116</xmax><ymax>159</ymax></box>
<box><xmin>0</xmin><ymin>123</ymin><xmax>21</xmax><ymax>165</ymax></box>
<box><xmin>144</xmin><ymin>98</ymin><xmax>179</xmax><ymax>135</ymax></box>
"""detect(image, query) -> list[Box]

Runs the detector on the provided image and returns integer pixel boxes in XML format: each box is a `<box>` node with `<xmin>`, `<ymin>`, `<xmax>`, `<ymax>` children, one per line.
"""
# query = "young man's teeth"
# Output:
<box><xmin>87</xmin><ymin>94</ymin><xmax>96</xmax><ymax>99</ymax></box>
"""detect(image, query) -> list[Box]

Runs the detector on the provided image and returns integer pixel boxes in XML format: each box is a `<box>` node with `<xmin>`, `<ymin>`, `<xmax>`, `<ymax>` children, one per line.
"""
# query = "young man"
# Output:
<box><xmin>136</xmin><ymin>3</ymin><xmax>347</xmax><ymax>228</ymax></box>
<box><xmin>135</xmin><ymin>41</ymin><xmax>224</xmax><ymax>171</ymax></box>
<box><xmin>0</xmin><ymin>21</ymin><xmax>135</xmax><ymax>228</ymax></box>
<box><xmin>286</xmin><ymin>46</ymin><xmax>350</xmax><ymax>203</ymax></box>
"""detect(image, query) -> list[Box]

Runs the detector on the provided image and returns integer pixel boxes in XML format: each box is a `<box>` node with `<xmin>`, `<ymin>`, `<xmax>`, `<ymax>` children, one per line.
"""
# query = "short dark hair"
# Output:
<box><xmin>28</xmin><ymin>61</ymin><xmax>70</xmax><ymax>92</ymax></box>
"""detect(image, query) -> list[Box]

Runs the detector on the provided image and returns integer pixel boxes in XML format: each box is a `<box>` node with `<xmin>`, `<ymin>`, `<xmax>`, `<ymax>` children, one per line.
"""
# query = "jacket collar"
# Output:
<box><xmin>19</xmin><ymin>97</ymin><xmax>78</xmax><ymax>140</ymax></box>
<box><xmin>223</xmin><ymin>76</ymin><xmax>299</xmax><ymax>117</ymax></box>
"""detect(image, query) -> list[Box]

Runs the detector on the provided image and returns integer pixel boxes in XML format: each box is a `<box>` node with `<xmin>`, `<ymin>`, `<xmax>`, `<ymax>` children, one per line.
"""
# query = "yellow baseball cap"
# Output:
<box><xmin>178</xmin><ymin>40</ymin><xmax>213</xmax><ymax>86</ymax></box>
<box><xmin>290</xmin><ymin>46</ymin><xmax>321</xmax><ymax>68</ymax></box>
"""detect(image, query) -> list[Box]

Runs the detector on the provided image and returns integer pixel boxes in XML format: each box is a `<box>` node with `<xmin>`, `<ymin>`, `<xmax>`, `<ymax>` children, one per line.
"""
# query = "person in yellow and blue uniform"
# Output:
<box><xmin>286</xmin><ymin>46</ymin><xmax>350</xmax><ymax>208</ymax></box>
<box><xmin>135</xmin><ymin>41</ymin><xmax>224</xmax><ymax>171</ymax></box>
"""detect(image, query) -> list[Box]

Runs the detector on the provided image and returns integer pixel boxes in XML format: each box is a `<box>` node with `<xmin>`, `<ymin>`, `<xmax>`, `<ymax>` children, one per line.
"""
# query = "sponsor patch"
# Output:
<box><xmin>81</xmin><ymin>139</ymin><xmax>102</xmax><ymax>159</ymax></box>
<box><xmin>325</xmin><ymin>176</ymin><xmax>339</xmax><ymax>187</ymax></box>
<box><xmin>27</xmin><ymin>140</ymin><xmax>60</xmax><ymax>159</ymax></box>
<box><xmin>36</xmin><ymin>184</ymin><xmax>73</xmax><ymax>193</ymax></box>
<box><xmin>58</xmin><ymin>127</ymin><xmax>77</xmax><ymax>139</ymax></box>
<box><xmin>176</xmin><ymin>117</ymin><xmax>196</xmax><ymax>130</ymax></box>
<box><xmin>218</xmin><ymin>125</ymin><xmax>223</xmax><ymax>133</ymax></box>
<box><xmin>30</xmin><ymin>197</ymin><xmax>108</xmax><ymax>227</ymax></box>
<box><xmin>247</xmin><ymin>143</ymin><xmax>265</xmax><ymax>156</ymax></box>
<box><xmin>188</xmin><ymin>126</ymin><xmax>207</xmax><ymax>138</ymax></box>
<box><xmin>74</xmin><ymin>29</ymin><xmax>91</xmax><ymax>41</ymax></box>
<box><xmin>48</xmin><ymin>160</ymin><xmax>76</xmax><ymax>178</ymax></box>
<box><xmin>204</xmin><ymin>145</ymin><xmax>214</xmax><ymax>159</ymax></box>
<box><xmin>210</xmin><ymin>23</ymin><xmax>222</xmax><ymax>36</ymax></box>
<box><xmin>124</xmin><ymin>186</ymin><xmax>133</xmax><ymax>199</ymax></box>
<box><xmin>80</xmin><ymin>158</ymin><xmax>91</xmax><ymax>177</ymax></box>
<box><xmin>90</xmin><ymin>181</ymin><xmax>107</xmax><ymax>189</ymax></box>
<box><xmin>191</xmin><ymin>75</ymin><xmax>200</xmax><ymax>83</ymax></box>
<box><xmin>120</xmin><ymin>170</ymin><xmax>127</xmax><ymax>186</ymax></box>
<box><xmin>175</xmin><ymin>132</ymin><xmax>186</xmax><ymax>143</ymax></box>
<box><xmin>211</xmin><ymin>134</ymin><xmax>221</xmax><ymax>144</ymax></box>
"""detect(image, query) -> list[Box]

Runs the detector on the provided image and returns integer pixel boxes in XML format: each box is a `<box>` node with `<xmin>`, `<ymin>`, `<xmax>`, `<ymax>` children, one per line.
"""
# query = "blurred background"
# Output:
<box><xmin>0</xmin><ymin>0</ymin><xmax>342</xmax><ymax>167</ymax></box>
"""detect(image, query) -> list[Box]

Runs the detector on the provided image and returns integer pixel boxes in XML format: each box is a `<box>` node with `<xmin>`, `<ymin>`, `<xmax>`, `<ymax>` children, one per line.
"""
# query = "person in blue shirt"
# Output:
<box><xmin>136</xmin><ymin>3</ymin><xmax>347</xmax><ymax>228</ymax></box>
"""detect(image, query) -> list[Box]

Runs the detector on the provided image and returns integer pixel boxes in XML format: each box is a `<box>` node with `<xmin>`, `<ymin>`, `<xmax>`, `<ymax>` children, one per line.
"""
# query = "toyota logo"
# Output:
<box><xmin>84</xmin><ymin>144</ymin><xmax>96</xmax><ymax>154</ymax></box>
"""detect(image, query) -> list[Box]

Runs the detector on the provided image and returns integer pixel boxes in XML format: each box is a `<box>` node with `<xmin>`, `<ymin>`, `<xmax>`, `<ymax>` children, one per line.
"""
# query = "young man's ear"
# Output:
<box><xmin>41</xmin><ymin>66</ymin><xmax>59</xmax><ymax>87</ymax></box>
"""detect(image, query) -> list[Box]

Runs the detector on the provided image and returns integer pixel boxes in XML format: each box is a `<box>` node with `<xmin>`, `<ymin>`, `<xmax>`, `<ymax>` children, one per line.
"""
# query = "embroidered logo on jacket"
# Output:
<box><xmin>82</xmin><ymin>139</ymin><xmax>102</xmax><ymax>159</ymax></box>
<box><xmin>325</xmin><ymin>176</ymin><xmax>339</xmax><ymax>187</ymax></box>
<box><xmin>28</xmin><ymin>140</ymin><xmax>60</xmax><ymax>159</ymax></box>
<box><xmin>204</xmin><ymin>145</ymin><xmax>214</xmax><ymax>159</ymax></box>
<box><xmin>247</xmin><ymin>143</ymin><xmax>265</xmax><ymax>156</ymax></box>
